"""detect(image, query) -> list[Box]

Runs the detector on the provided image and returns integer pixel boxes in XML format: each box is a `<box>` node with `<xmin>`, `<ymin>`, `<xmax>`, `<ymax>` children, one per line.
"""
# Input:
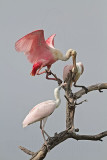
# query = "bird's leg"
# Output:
<box><xmin>42</xmin><ymin>118</ymin><xmax>51</xmax><ymax>140</ymax></box>
<box><xmin>43</xmin><ymin>130</ymin><xmax>50</xmax><ymax>139</ymax></box>
<box><xmin>36</xmin><ymin>65</ymin><xmax>46</xmax><ymax>75</ymax></box>
<box><xmin>46</xmin><ymin>68</ymin><xmax>63</xmax><ymax>84</ymax></box>
<box><xmin>45</xmin><ymin>66</ymin><xmax>57</xmax><ymax>81</ymax></box>
<box><xmin>40</xmin><ymin>120</ymin><xmax>47</xmax><ymax>146</ymax></box>
<box><xmin>74</xmin><ymin>83</ymin><xmax>88</xmax><ymax>94</ymax></box>
<box><xmin>46</xmin><ymin>72</ymin><xmax>57</xmax><ymax>81</ymax></box>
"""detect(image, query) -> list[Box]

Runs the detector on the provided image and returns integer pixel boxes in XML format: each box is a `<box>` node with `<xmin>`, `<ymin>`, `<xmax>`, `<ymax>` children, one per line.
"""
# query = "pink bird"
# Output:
<box><xmin>63</xmin><ymin>51</ymin><xmax>88</xmax><ymax>92</ymax></box>
<box><xmin>15</xmin><ymin>30</ymin><xmax>74</xmax><ymax>80</ymax></box>
<box><xmin>23</xmin><ymin>83</ymin><xmax>65</xmax><ymax>145</ymax></box>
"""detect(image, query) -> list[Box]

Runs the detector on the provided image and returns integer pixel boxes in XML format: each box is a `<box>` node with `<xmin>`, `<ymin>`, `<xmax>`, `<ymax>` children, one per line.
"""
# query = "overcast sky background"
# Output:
<box><xmin>1</xmin><ymin>0</ymin><xmax>107</xmax><ymax>160</ymax></box>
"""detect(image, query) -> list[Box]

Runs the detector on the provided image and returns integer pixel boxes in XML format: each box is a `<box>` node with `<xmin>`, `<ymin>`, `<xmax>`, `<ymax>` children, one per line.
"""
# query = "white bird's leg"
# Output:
<box><xmin>74</xmin><ymin>82</ymin><xmax>88</xmax><ymax>93</ymax></box>
<box><xmin>42</xmin><ymin>118</ymin><xmax>50</xmax><ymax>138</ymax></box>
<box><xmin>40</xmin><ymin>120</ymin><xmax>47</xmax><ymax>146</ymax></box>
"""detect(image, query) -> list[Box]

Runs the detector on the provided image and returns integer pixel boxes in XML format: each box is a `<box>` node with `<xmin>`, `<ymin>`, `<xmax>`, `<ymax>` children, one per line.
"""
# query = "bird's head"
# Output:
<box><xmin>54</xmin><ymin>83</ymin><xmax>66</xmax><ymax>97</ymax></box>
<box><xmin>71</xmin><ymin>50</ymin><xmax>77</xmax><ymax>58</ymax></box>
<box><xmin>66</xmin><ymin>49</ymin><xmax>77</xmax><ymax>59</ymax></box>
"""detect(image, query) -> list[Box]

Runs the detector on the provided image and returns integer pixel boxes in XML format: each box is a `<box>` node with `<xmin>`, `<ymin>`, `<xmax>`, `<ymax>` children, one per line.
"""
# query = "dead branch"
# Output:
<box><xmin>19</xmin><ymin>129</ymin><xmax>107</xmax><ymax>160</ymax></box>
<box><xmin>74</xmin><ymin>83</ymin><xmax>107</xmax><ymax>99</ymax></box>
<box><xmin>19</xmin><ymin>81</ymin><xmax>107</xmax><ymax>160</ymax></box>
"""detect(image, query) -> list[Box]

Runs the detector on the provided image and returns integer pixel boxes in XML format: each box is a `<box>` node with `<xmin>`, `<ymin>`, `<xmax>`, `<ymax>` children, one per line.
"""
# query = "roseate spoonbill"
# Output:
<box><xmin>15</xmin><ymin>30</ymin><xmax>74</xmax><ymax>80</ymax></box>
<box><xmin>23</xmin><ymin>83</ymin><xmax>65</xmax><ymax>146</ymax></box>
<box><xmin>63</xmin><ymin>51</ymin><xmax>88</xmax><ymax>93</ymax></box>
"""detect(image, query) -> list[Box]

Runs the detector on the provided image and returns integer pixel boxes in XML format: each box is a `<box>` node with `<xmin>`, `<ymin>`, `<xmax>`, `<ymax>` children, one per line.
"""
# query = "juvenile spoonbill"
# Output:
<box><xmin>63</xmin><ymin>51</ymin><xmax>88</xmax><ymax>93</ymax></box>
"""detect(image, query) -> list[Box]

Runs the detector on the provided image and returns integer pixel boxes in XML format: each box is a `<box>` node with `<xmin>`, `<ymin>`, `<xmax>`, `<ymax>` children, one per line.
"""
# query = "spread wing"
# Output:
<box><xmin>46</xmin><ymin>34</ymin><xmax>56</xmax><ymax>48</ymax></box>
<box><xmin>15</xmin><ymin>30</ymin><xmax>52</xmax><ymax>64</ymax></box>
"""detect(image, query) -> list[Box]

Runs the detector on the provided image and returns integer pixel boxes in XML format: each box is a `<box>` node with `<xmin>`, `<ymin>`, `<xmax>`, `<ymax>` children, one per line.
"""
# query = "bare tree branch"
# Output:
<box><xmin>19</xmin><ymin>129</ymin><xmax>107</xmax><ymax>160</ymax></box>
<box><xmin>74</xmin><ymin>83</ymin><xmax>107</xmax><ymax>99</ymax></box>
<box><xmin>19</xmin><ymin>146</ymin><xmax>35</xmax><ymax>155</ymax></box>
<box><xmin>19</xmin><ymin>81</ymin><xmax>107</xmax><ymax>160</ymax></box>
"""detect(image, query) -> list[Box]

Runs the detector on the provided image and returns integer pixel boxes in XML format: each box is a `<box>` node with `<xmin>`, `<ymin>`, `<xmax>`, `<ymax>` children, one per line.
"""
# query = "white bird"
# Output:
<box><xmin>23</xmin><ymin>83</ymin><xmax>65</xmax><ymax>145</ymax></box>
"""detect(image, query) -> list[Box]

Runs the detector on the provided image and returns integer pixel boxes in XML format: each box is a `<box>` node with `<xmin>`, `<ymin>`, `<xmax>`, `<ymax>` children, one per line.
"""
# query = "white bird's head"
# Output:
<box><xmin>65</xmin><ymin>49</ymin><xmax>77</xmax><ymax>60</ymax></box>
<box><xmin>54</xmin><ymin>83</ymin><xmax>66</xmax><ymax>95</ymax></box>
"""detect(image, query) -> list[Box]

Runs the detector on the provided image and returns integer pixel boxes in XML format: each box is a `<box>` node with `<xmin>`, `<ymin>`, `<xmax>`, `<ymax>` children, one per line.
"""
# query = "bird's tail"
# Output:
<box><xmin>30</xmin><ymin>62</ymin><xmax>41</xmax><ymax>76</ymax></box>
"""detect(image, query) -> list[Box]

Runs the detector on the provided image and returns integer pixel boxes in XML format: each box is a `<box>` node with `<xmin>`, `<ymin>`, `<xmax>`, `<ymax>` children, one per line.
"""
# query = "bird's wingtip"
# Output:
<box><xmin>22</xmin><ymin>123</ymin><xmax>28</xmax><ymax>128</ymax></box>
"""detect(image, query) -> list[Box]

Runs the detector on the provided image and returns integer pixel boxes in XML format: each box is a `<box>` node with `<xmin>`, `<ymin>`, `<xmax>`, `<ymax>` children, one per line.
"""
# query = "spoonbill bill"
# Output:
<box><xmin>63</xmin><ymin>51</ymin><xmax>88</xmax><ymax>93</ymax></box>
<box><xmin>15</xmin><ymin>30</ymin><xmax>74</xmax><ymax>80</ymax></box>
<box><xmin>23</xmin><ymin>83</ymin><xmax>66</xmax><ymax>145</ymax></box>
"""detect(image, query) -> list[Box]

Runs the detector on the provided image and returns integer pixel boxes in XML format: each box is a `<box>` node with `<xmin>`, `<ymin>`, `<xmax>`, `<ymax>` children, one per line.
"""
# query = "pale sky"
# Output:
<box><xmin>0</xmin><ymin>0</ymin><xmax>107</xmax><ymax>160</ymax></box>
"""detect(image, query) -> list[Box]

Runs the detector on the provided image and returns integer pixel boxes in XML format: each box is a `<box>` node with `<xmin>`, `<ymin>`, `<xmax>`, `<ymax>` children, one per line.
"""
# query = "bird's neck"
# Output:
<box><xmin>60</xmin><ymin>50</ymin><xmax>71</xmax><ymax>61</ymax></box>
<box><xmin>72</xmin><ymin>56</ymin><xmax>76</xmax><ymax>68</ymax></box>
<box><xmin>54</xmin><ymin>87</ymin><xmax>61</xmax><ymax>108</ymax></box>
<box><xmin>53</xmin><ymin>49</ymin><xmax>71</xmax><ymax>61</ymax></box>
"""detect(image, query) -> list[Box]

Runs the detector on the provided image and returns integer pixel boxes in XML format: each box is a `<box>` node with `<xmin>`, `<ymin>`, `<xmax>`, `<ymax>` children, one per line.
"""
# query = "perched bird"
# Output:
<box><xmin>63</xmin><ymin>51</ymin><xmax>88</xmax><ymax>92</ymax></box>
<box><xmin>15</xmin><ymin>30</ymin><xmax>74</xmax><ymax>80</ymax></box>
<box><xmin>23</xmin><ymin>83</ymin><xmax>65</xmax><ymax>145</ymax></box>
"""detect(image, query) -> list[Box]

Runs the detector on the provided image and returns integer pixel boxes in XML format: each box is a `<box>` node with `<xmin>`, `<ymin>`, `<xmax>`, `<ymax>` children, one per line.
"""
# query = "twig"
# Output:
<box><xmin>75</xmin><ymin>99</ymin><xmax>87</xmax><ymax>106</ymax></box>
<box><xmin>19</xmin><ymin>146</ymin><xmax>35</xmax><ymax>155</ymax></box>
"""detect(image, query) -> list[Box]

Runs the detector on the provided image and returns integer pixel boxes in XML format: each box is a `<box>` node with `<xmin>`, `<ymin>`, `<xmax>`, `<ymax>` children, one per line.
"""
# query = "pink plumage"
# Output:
<box><xmin>22</xmin><ymin>83</ymin><xmax>66</xmax><ymax>145</ymax></box>
<box><xmin>23</xmin><ymin>100</ymin><xmax>56</xmax><ymax>128</ymax></box>
<box><xmin>15</xmin><ymin>30</ymin><xmax>56</xmax><ymax>76</ymax></box>
<box><xmin>63</xmin><ymin>62</ymin><xmax>84</xmax><ymax>87</ymax></box>
<box><xmin>15</xmin><ymin>29</ymin><xmax>74</xmax><ymax>79</ymax></box>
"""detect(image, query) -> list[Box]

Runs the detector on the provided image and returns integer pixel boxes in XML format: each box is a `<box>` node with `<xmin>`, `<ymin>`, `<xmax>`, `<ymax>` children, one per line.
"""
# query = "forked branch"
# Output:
<box><xmin>19</xmin><ymin>129</ymin><xmax>107</xmax><ymax>160</ymax></box>
<box><xmin>19</xmin><ymin>81</ymin><xmax>107</xmax><ymax>160</ymax></box>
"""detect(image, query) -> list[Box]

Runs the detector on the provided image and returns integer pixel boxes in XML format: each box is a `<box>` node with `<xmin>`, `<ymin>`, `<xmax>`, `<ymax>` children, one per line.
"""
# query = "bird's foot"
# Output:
<box><xmin>82</xmin><ymin>86</ymin><xmax>88</xmax><ymax>94</ymax></box>
<box><xmin>74</xmin><ymin>83</ymin><xmax>88</xmax><ymax>94</ymax></box>
<box><xmin>99</xmin><ymin>89</ymin><xmax>103</xmax><ymax>93</ymax></box>
<box><xmin>97</xmin><ymin>84</ymin><xmax>103</xmax><ymax>93</ymax></box>
<box><xmin>57</xmin><ymin>78</ymin><xmax>63</xmax><ymax>85</ymax></box>
<box><xmin>45</xmin><ymin>69</ymin><xmax>51</xmax><ymax>75</ymax></box>
<box><xmin>45</xmin><ymin>69</ymin><xmax>63</xmax><ymax>84</ymax></box>
<box><xmin>45</xmin><ymin>70</ymin><xmax>57</xmax><ymax>81</ymax></box>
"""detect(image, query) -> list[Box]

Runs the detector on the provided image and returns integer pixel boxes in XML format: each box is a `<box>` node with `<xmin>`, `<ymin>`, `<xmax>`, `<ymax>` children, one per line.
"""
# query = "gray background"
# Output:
<box><xmin>0</xmin><ymin>0</ymin><xmax>107</xmax><ymax>159</ymax></box>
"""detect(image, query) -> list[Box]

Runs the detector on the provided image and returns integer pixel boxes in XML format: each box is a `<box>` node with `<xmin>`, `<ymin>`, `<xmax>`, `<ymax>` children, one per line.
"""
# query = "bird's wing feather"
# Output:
<box><xmin>63</xmin><ymin>64</ymin><xmax>73</xmax><ymax>80</ymax></box>
<box><xmin>15</xmin><ymin>30</ymin><xmax>45</xmax><ymax>52</ymax></box>
<box><xmin>23</xmin><ymin>100</ymin><xmax>56</xmax><ymax>127</ymax></box>
<box><xmin>46</xmin><ymin>34</ymin><xmax>56</xmax><ymax>48</ymax></box>
<box><xmin>15</xmin><ymin>30</ymin><xmax>53</xmax><ymax>64</ymax></box>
